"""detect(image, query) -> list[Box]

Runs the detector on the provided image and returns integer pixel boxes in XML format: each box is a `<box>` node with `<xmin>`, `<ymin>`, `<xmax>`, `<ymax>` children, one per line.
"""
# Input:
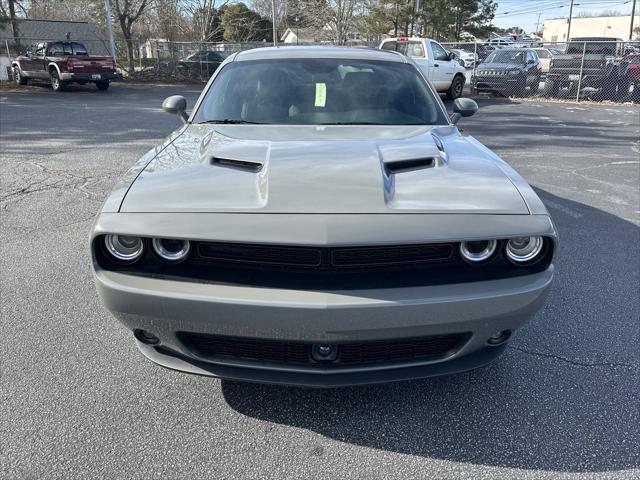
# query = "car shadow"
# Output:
<box><xmin>220</xmin><ymin>189</ymin><xmax>639</xmax><ymax>474</ymax></box>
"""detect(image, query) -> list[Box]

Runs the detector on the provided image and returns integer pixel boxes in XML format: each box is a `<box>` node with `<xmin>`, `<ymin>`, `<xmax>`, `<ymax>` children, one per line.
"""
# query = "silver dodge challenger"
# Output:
<box><xmin>92</xmin><ymin>46</ymin><xmax>557</xmax><ymax>387</ymax></box>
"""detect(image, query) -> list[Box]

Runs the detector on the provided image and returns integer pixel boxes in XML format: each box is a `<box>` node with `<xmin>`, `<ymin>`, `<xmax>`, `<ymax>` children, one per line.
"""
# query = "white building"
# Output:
<box><xmin>543</xmin><ymin>14</ymin><xmax>639</xmax><ymax>42</ymax></box>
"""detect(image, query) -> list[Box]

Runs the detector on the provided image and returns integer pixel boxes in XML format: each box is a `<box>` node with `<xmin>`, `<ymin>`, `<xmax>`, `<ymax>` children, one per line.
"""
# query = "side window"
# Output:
<box><xmin>381</xmin><ymin>41</ymin><xmax>397</xmax><ymax>51</ymax></box>
<box><xmin>407</xmin><ymin>42</ymin><xmax>425</xmax><ymax>58</ymax></box>
<box><xmin>430</xmin><ymin>42</ymin><xmax>449</xmax><ymax>61</ymax></box>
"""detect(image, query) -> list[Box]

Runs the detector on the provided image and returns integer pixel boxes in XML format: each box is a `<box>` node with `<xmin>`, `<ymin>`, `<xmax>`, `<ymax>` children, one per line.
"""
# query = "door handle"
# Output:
<box><xmin>434</xmin><ymin>64</ymin><xmax>439</xmax><ymax>67</ymax></box>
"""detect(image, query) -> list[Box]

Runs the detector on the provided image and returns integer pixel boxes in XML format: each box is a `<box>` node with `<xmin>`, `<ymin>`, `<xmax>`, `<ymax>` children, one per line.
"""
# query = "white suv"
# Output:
<box><xmin>380</xmin><ymin>37</ymin><xmax>467</xmax><ymax>99</ymax></box>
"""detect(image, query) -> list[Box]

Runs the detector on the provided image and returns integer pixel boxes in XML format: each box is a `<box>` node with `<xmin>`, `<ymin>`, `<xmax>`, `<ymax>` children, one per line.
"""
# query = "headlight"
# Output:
<box><xmin>152</xmin><ymin>238</ymin><xmax>191</xmax><ymax>262</ymax></box>
<box><xmin>505</xmin><ymin>236</ymin><xmax>544</xmax><ymax>263</ymax></box>
<box><xmin>459</xmin><ymin>240</ymin><xmax>497</xmax><ymax>263</ymax></box>
<box><xmin>105</xmin><ymin>234</ymin><xmax>144</xmax><ymax>262</ymax></box>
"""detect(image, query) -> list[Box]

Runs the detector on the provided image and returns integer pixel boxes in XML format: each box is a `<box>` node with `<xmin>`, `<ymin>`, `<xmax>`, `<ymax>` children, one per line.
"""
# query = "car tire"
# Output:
<box><xmin>13</xmin><ymin>66</ymin><xmax>28</xmax><ymax>85</ymax></box>
<box><xmin>96</xmin><ymin>80</ymin><xmax>110</xmax><ymax>91</ymax></box>
<box><xmin>446</xmin><ymin>74</ymin><xmax>465</xmax><ymax>100</ymax></box>
<box><xmin>50</xmin><ymin>71</ymin><xmax>66</xmax><ymax>92</ymax></box>
<box><xmin>545</xmin><ymin>80</ymin><xmax>559</xmax><ymax>97</ymax></box>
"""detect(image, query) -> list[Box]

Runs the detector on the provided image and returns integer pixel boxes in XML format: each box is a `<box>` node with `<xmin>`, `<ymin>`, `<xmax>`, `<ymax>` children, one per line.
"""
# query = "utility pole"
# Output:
<box><xmin>535</xmin><ymin>12</ymin><xmax>542</xmax><ymax>34</ymax></box>
<box><xmin>415</xmin><ymin>0</ymin><xmax>421</xmax><ymax>37</ymax></box>
<box><xmin>272</xmin><ymin>0</ymin><xmax>277</xmax><ymax>46</ymax></box>
<box><xmin>566</xmin><ymin>0</ymin><xmax>575</xmax><ymax>41</ymax></box>
<box><xmin>631</xmin><ymin>0</ymin><xmax>637</xmax><ymax>40</ymax></box>
<box><xmin>103</xmin><ymin>0</ymin><xmax>117</xmax><ymax>61</ymax></box>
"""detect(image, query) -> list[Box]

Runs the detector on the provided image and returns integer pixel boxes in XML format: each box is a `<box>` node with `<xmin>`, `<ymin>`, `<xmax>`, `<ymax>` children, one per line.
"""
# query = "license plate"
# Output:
<box><xmin>91</xmin><ymin>74</ymin><xmax>101</xmax><ymax>80</ymax></box>
<box><xmin>568</xmin><ymin>74</ymin><xmax>580</xmax><ymax>81</ymax></box>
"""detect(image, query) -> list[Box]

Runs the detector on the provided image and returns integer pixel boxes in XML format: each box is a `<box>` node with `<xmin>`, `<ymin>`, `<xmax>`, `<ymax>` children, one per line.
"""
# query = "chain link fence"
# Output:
<box><xmin>2</xmin><ymin>36</ymin><xmax>639</xmax><ymax>103</ymax></box>
<box><xmin>441</xmin><ymin>40</ymin><xmax>640</xmax><ymax>103</ymax></box>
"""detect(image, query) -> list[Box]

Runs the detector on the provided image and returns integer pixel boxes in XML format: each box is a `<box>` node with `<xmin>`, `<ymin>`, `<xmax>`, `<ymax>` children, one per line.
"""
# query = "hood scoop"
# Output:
<box><xmin>210</xmin><ymin>156</ymin><xmax>263</xmax><ymax>172</ymax></box>
<box><xmin>383</xmin><ymin>157</ymin><xmax>435</xmax><ymax>174</ymax></box>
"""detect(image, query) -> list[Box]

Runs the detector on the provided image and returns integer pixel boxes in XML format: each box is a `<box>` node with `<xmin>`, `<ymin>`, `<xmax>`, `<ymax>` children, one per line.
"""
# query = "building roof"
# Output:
<box><xmin>234</xmin><ymin>46</ymin><xmax>406</xmax><ymax>62</ymax></box>
<box><xmin>0</xmin><ymin>19</ymin><xmax>110</xmax><ymax>55</ymax></box>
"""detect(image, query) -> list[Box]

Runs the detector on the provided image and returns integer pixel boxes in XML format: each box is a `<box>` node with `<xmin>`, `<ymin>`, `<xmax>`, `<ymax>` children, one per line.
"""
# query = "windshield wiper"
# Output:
<box><xmin>199</xmin><ymin>119</ymin><xmax>266</xmax><ymax>124</ymax></box>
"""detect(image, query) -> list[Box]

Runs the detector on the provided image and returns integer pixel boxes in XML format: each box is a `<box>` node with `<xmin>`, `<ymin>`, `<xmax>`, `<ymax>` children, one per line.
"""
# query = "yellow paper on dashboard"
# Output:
<box><xmin>315</xmin><ymin>83</ymin><xmax>326</xmax><ymax>107</ymax></box>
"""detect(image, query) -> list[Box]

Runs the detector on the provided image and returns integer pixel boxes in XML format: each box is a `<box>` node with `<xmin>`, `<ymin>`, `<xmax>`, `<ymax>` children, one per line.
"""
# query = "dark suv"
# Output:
<box><xmin>472</xmin><ymin>49</ymin><xmax>542</xmax><ymax>97</ymax></box>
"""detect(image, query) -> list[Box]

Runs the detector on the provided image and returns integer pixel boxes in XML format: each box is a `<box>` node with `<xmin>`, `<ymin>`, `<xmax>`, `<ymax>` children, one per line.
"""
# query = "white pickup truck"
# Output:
<box><xmin>380</xmin><ymin>37</ymin><xmax>467</xmax><ymax>99</ymax></box>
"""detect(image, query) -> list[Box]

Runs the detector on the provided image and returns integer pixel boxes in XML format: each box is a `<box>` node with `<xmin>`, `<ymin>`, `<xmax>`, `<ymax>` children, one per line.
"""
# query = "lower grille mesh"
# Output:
<box><xmin>178</xmin><ymin>332</ymin><xmax>469</xmax><ymax>367</ymax></box>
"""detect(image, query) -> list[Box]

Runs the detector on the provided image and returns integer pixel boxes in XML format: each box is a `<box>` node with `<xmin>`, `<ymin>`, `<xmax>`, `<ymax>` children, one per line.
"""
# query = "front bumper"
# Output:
<box><xmin>95</xmin><ymin>266</ymin><xmax>553</xmax><ymax>386</ymax></box>
<box><xmin>472</xmin><ymin>76</ymin><xmax>521</xmax><ymax>92</ymax></box>
<box><xmin>59</xmin><ymin>72</ymin><xmax>119</xmax><ymax>81</ymax></box>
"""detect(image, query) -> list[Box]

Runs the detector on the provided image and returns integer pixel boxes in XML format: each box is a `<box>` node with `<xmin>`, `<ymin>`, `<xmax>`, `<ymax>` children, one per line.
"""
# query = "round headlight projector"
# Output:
<box><xmin>152</xmin><ymin>238</ymin><xmax>191</xmax><ymax>262</ymax></box>
<box><xmin>105</xmin><ymin>234</ymin><xmax>144</xmax><ymax>262</ymax></box>
<box><xmin>459</xmin><ymin>239</ymin><xmax>497</xmax><ymax>263</ymax></box>
<box><xmin>505</xmin><ymin>236</ymin><xmax>544</xmax><ymax>264</ymax></box>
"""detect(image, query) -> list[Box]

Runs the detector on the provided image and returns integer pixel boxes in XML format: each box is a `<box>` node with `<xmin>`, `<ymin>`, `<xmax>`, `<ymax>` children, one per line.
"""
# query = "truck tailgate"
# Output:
<box><xmin>68</xmin><ymin>56</ymin><xmax>115</xmax><ymax>74</ymax></box>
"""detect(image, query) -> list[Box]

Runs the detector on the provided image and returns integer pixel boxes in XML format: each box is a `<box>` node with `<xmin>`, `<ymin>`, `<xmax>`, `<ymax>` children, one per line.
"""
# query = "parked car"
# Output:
<box><xmin>449</xmin><ymin>43</ymin><xmax>494</xmax><ymax>62</ymax></box>
<box><xmin>449</xmin><ymin>48</ymin><xmax>478</xmax><ymax>68</ymax></box>
<box><xmin>91</xmin><ymin>46</ymin><xmax>557</xmax><ymax>387</ymax></box>
<box><xmin>545</xmin><ymin>37</ymin><xmax>623</xmax><ymax>99</ymax></box>
<box><xmin>380</xmin><ymin>36</ymin><xmax>467</xmax><ymax>99</ymax></box>
<box><xmin>11</xmin><ymin>41</ymin><xmax>117</xmax><ymax>91</ymax></box>
<box><xmin>176</xmin><ymin>50</ymin><xmax>226</xmax><ymax>77</ymax></box>
<box><xmin>531</xmin><ymin>48</ymin><xmax>555</xmax><ymax>75</ymax></box>
<box><xmin>472</xmin><ymin>48</ymin><xmax>542</xmax><ymax>96</ymax></box>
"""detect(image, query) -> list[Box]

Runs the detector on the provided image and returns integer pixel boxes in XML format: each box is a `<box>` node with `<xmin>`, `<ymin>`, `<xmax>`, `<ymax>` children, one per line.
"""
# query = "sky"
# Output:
<box><xmin>493</xmin><ymin>0</ymin><xmax>639</xmax><ymax>34</ymax></box>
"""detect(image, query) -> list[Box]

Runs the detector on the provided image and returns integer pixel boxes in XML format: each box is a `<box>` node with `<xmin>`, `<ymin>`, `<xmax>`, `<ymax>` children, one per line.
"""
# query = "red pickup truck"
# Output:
<box><xmin>11</xmin><ymin>41</ymin><xmax>118</xmax><ymax>91</ymax></box>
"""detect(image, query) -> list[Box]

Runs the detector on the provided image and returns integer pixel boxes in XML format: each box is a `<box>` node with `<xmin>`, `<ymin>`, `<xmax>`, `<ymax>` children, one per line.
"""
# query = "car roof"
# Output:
<box><xmin>234</xmin><ymin>46</ymin><xmax>407</xmax><ymax>63</ymax></box>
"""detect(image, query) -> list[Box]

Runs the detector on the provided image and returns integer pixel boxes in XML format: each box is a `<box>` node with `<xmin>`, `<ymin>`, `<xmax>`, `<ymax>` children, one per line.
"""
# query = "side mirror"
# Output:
<box><xmin>450</xmin><ymin>98</ymin><xmax>478</xmax><ymax>124</ymax></box>
<box><xmin>448</xmin><ymin>52</ymin><xmax>456</xmax><ymax>61</ymax></box>
<box><xmin>162</xmin><ymin>95</ymin><xmax>188</xmax><ymax>123</ymax></box>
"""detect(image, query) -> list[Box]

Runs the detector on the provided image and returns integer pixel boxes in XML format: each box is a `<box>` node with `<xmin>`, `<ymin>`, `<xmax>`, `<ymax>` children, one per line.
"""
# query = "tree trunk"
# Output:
<box><xmin>126</xmin><ymin>37</ymin><xmax>135</xmax><ymax>73</ymax></box>
<box><xmin>118</xmin><ymin>16</ymin><xmax>136</xmax><ymax>74</ymax></box>
<box><xmin>8</xmin><ymin>0</ymin><xmax>20</xmax><ymax>47</ymax></box>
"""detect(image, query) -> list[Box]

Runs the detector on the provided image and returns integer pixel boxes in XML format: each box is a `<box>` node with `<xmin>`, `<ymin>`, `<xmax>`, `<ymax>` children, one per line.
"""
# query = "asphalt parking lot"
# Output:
<box><xmin>1</xmin><ymin>83</ymin><xmax>639</xmax><ymax>480</ymax></box>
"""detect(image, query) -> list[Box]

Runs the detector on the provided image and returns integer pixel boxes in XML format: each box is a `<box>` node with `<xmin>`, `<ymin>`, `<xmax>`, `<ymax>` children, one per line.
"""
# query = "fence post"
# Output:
<box><xmin>575</xmin><ymin>41</ymin><xmax>586</xmax><ymax>102</ymax></box>
<box><xmin>473</xmin><ymin>40</ymin><xmax>477</xmax><ymax>81</ymax></box>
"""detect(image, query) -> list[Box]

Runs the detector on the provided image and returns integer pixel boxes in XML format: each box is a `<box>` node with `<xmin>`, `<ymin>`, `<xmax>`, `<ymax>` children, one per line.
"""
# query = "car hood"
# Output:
<box><xmin>119</xmin><ymin>124</ymin><xmax>529</xmax><ymax>214</ymax></box>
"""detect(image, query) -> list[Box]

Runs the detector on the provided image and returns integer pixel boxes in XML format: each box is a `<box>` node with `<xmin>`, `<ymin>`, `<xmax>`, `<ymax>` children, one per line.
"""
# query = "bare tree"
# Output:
<box><xmin>317</xmin><ymin>0</ymin><xmax>360</xmax><ymax>45</ymax></box>
<box><xmin>181</xmin><ymin>0</ymin><xmax>228</xmax><ymax>41</ymax></box>
<box><xmin>251</xmin><ymin>0</ymin><xmax>286</xmax><ymax>27</ymax></box>
<box><xmin>112</xmin><ymin>0</ymin><xmax>151</xmax><ymax>73</ymax></box>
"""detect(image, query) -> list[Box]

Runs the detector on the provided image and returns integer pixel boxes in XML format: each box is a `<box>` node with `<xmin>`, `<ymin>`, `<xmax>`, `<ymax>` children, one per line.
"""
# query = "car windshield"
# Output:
<box><xmin>193</xmin><ymin>58</ymin><xmax>447</xmax><ymax>125</ymax></box>
<box><xmin>485</xmin><ymin>50</ymin><xmax>526</xmax><ymax>64</ymax></box>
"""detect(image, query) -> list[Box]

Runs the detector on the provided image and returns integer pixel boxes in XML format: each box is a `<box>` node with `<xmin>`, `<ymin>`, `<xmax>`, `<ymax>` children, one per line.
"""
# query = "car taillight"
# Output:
<box><xmin>67</xmin><ymin>61</ymin><xmax>74</xmax><ymax>70</ymax></box>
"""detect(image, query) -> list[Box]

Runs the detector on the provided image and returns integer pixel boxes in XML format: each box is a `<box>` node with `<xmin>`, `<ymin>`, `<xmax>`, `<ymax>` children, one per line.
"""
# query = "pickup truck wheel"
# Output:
<box><xmin>50</xmin><ymin>71</ymin><xmax>66</xmax><ymax>92</ymax></box>
<box><xmin>446</xmin><ymin>75</ymin><xmax>465</xmax><ymax>100</ymax></box>
<box><xmin>545</xmin><ymin>80</ymin><xmax>560</xmax><ymax>97</ymax></box>
<box><xmin>616</xmin><ymin>73</ymin><xmax>632</xmax><ymax>102</ymax></box>
<box><xmin>13</xmin><ymin>67</ymin><xmax>28</xmax><ymax>85</ymax></box>
<box><xmin>96</xmin><ymin>80</ymin><xmax>110</xmax><ymax>91</ymax></box>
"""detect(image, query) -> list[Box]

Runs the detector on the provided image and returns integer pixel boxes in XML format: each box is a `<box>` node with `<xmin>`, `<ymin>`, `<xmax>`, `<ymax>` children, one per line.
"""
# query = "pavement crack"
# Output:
<box><xmin>507</xmin><ymin>345</ymin><xmax>639</xmax><ymax>370</ymax></box>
